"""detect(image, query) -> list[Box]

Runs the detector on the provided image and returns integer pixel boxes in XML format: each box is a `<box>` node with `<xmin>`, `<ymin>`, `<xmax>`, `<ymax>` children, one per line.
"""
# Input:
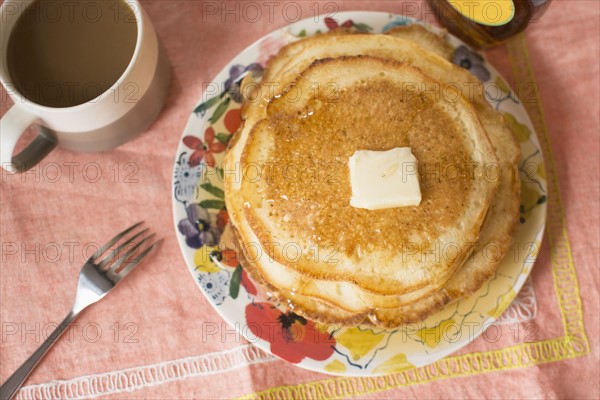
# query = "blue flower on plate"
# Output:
<box><xmin>382</xmin><ymin>17</ymin><xmax>411</xmax><ymax>33</ymax></box>
<box><xmin>452</xmin><ymin>45</ymin><xmax>491</xmax><ymax>82</ymax></box>
<box><xmin>174</xmin><ymin>153</ymin><xmax>203</xmax><ymax>202</ymax></box>
<box><xmin>198</xmin><ymin>269</ymin><xmax>231</xmax><ymax>305</ymax></box>
<box><xmin>193</xmin><ymin>62</ymin><xmax>264</xmax><ymax>116</ymax></box>
<box><xmin>178</xmin><ymin>203</ymin><xmax>221</xmax><ymax>249</ymax></box>
<box><xmin>224</xmin><ymin>63</ymin><xmax>263</xmax><ymax>103</ymax></box>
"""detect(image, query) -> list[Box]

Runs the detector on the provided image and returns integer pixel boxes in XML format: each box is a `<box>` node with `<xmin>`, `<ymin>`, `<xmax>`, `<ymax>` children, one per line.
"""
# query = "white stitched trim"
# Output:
<box><xmin>15</xmin><ymin>344</ymin><xmax>275</xmax><ymax>399</ymax></box>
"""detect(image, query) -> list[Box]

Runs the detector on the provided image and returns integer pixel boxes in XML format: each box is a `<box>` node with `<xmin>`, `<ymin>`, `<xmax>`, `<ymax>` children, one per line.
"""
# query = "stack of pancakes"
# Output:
<box><xmin>224</xmin><ymin>25</ymin><xmax>520</xmax><ymax>328</ymax></box>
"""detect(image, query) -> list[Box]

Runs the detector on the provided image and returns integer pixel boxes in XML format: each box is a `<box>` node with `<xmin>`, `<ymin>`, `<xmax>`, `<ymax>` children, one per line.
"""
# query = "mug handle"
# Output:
<box><xmin>1</xmin><ymin>105</ymin><xmax>57</xmax><ymax>173</ymax></box>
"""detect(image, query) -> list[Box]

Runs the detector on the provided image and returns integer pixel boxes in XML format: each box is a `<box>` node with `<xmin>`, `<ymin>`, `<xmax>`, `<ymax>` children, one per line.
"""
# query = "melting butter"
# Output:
<box><xmin>348</xmin><ymin>148</ymin><xmax>421</xmax><ymax>210</ymax></box>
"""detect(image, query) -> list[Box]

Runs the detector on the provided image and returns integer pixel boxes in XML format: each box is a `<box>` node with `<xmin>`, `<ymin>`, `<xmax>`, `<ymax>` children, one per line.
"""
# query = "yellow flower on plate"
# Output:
<box><xmin>416</xmin><ymin>319</ymin><xmax>457</xmax><ymax>348</ymax></box>
<box><xmin>495</xmin><ymin>76</ymin><xmax>511</xmax><ymax>94</ymax></box>
<box><xmin>194</xmin><ymin>245</ymin><xmax>221</xmax><ymax>273</ymax></box>
<box><xmin>503</xmin><ymin>112</ymin><xmax>531</xmax><ymax>142</ymax></box>
<box><xmin>487</xmin><ymin>289</ymin><xmax>516</xmax><ymax>319</ymax></box>
<box><xmin>373</xmin><ymin>353</ymin><xmax>414</xmax><ymax>374</ymax></box>
<box><xmin>324</xmin><ymin>359</ymin><xmax>347</xmax><ymax>373</ymax></box>
<box><xmin>536</xmin><ymin>162</ymin><xmax>546</xmax><ymax>180</ymax></box>
<box><xmin>335</xmin><ymin>327</ymin><xmax>386</xmax><ymax>361</ymax></box>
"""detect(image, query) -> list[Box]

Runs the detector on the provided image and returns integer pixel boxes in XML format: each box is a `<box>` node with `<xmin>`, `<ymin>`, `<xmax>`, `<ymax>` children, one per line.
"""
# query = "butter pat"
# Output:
<box><xmin>349</xmin><ymin>148</ymin><xmax>421</xmax><ymax>210</ymax></box>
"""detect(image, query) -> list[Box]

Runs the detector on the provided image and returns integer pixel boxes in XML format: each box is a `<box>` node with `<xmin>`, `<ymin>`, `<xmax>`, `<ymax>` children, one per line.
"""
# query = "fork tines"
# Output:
<box><xmin>91</xmin><ymin>222</ymin><xmax>160</xmax><ymax>282</ymax></box>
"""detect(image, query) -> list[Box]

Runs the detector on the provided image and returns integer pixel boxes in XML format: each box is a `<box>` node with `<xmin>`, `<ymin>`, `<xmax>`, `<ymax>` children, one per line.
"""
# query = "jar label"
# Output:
<box><xmin>447</xmin><ymin>0</ymin><xmax>516</xmax><ymax>26</ymax></box>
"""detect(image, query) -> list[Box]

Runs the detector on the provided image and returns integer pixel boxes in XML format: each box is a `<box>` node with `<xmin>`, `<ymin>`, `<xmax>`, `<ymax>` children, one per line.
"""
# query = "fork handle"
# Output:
<box><xmin>0</xmin><ymin>311</ymin><xmax>77</xmax><ymax>400</ymax></box>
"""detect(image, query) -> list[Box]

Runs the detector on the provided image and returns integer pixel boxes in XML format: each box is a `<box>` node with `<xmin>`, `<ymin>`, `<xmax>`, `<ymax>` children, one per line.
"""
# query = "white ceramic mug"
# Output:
<box><xmin>0</xmin><ymin>0</ymin><xmax>170</xmax><ymax>173</ymax></box>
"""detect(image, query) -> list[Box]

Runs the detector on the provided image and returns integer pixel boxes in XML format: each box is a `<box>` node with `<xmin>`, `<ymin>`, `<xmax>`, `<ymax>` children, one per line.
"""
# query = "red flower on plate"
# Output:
<box><xmin>324</xmin><ymin>17</ymin><xmax>353</xmax><ymax>30</ymax></box>
<box><xmin>241</xmin><ymin>269</ymin><xmax>257</xmax><ymax>296</ymax></box>
<box><xmin>183</xmin><ymin>127</ymin><xmax>226</xmax><ymax>168</ymax></box>
<box><xmin>245</xmin><ymin>302</ymin><xmax>335</xmax><ymax>363</ymax></box>
<box><xmin>216</xmin><ymin>209</ymin><xmax>230</xmax><ymax>232</ymax></box>
<box><xmin>224</xmin><ymin>109</ymin><xmax>242</xmax><ymax>134</ymax></box>
<box><xmin>220</xmin><ymin>249</ymin><xmax>239</xmax><ymax>267</ymax></box>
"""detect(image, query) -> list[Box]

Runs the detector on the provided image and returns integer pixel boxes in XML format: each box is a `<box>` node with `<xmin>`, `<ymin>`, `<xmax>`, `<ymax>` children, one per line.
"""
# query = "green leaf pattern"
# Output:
<box><xmin>229</xmin><ymin>265</ymin><xmax>242</xmax><ymax>299</ymax></box>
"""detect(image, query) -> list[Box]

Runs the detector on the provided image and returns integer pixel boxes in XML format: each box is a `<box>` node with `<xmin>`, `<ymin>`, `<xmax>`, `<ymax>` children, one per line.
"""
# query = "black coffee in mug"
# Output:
<box><xmin>7</xmin><ymin>0</ymin><xmax>138</xmax><ymax>107</ymax></box>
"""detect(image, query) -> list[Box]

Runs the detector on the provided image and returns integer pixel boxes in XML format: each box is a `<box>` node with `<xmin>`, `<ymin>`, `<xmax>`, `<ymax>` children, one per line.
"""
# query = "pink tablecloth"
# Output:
<box><xmin>1</xmin><ymin>1</ymin><xmax>598</xmax><ymax>398</ymax></box>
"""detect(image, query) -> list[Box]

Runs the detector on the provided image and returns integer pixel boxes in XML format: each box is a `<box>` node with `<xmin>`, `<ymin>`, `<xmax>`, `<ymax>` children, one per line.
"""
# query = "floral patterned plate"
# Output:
<box><xmin>172</xmin><ymin>12</ymin><xmax>547</xmax><ymax>376</ymax></box>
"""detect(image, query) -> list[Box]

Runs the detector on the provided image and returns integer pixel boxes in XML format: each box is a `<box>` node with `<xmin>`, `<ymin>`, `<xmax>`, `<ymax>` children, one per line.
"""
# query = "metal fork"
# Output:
<box><xmin>0</xmin><ymin>222</ymin><xmax>159</xmax><ymax>400</ymax></box>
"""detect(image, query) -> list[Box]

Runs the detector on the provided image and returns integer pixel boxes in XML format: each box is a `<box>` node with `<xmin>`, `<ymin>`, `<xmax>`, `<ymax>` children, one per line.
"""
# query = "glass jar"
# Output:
<box><xmin>426</xmin><ymin>0</ymin><xmax>553</xmax><ymax>49</ymax></box>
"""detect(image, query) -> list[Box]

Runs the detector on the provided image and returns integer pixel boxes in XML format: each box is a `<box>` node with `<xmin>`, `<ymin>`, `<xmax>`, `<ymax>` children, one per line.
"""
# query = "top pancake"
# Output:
<box><xmin>236</xmin><ymin>56</ymin><xmax>498</xmax><ymax>295</ymax></box>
